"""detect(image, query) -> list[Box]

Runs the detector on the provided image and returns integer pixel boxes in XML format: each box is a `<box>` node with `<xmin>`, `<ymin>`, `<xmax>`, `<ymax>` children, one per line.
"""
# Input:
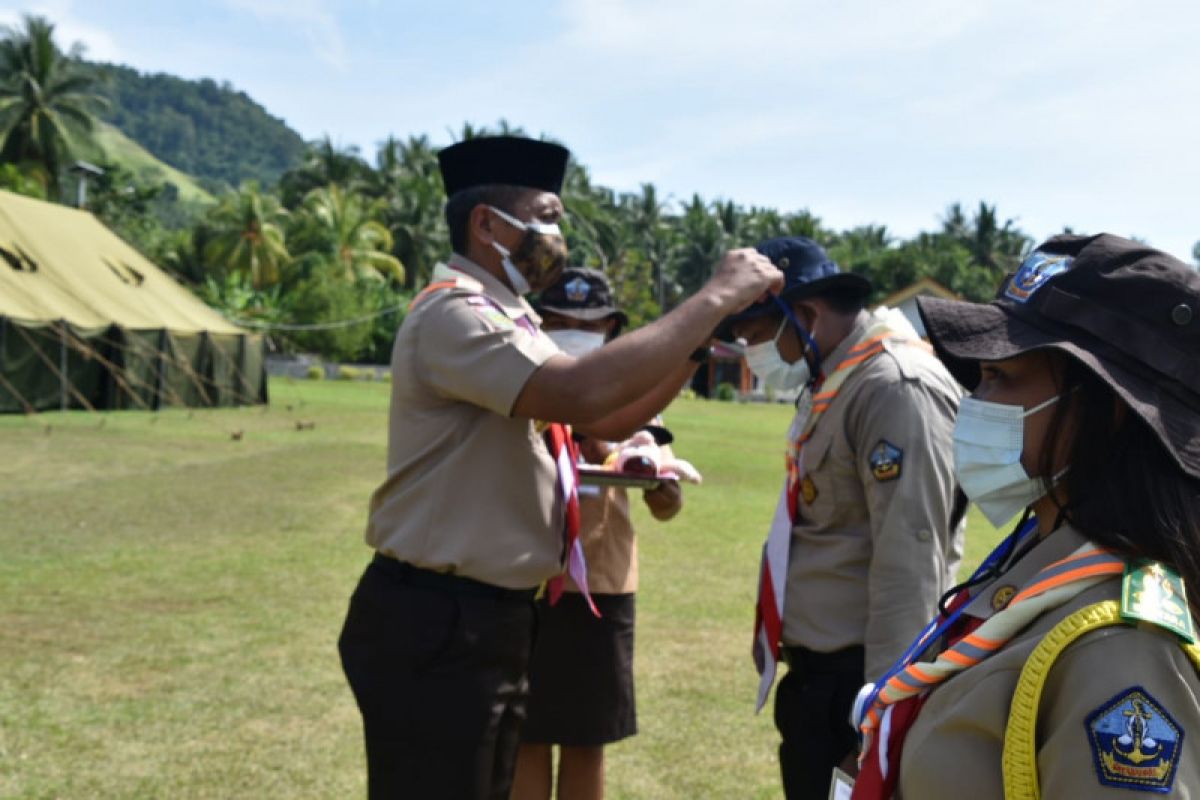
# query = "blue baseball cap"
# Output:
<box><xmin>714</xmin><ymin>236</ymin><xmax>872</xmax><ymax>341</ymax></box>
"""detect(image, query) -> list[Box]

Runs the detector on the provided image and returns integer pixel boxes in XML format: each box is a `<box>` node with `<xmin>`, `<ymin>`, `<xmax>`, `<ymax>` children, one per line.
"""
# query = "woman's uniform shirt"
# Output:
<box><xmin>899</xmin><ymin>525</ymin><xmax>1200</xmax><ymax>799</ymax></box>
<box><xmin>567</xmin><ymin>485</ymin><xmax>638</xmax><ymax>595</ymax></box>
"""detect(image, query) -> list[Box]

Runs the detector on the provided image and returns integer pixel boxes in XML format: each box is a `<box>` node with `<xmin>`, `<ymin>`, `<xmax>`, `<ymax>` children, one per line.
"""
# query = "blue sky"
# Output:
<box><xmin>3</xmin><ymin>0</ymin><xmax>1198</xmax><ymax>261</ymax></box>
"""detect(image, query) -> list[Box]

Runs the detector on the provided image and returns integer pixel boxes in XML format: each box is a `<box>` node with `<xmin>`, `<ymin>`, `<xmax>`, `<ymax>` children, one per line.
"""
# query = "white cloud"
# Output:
<box><xmin>0</xmin><ymin>0</ymin><xmax>121</xmax><ymax>61</ymax></box>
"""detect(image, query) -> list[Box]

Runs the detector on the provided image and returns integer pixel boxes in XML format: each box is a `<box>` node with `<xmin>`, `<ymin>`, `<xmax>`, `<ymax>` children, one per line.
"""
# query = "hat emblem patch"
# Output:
<box><xmin>1005</xmin><ymin>252</ymin><xmax>1073</xmax><ymax>303</ymax></box>
<box><xmin>564</xmin><ymin>277</ymin><xmax>590</xmax><ymax>303</ymax></box>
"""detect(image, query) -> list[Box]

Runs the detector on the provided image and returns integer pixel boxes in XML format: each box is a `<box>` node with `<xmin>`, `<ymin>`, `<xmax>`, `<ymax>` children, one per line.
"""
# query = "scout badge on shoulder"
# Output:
<box><xmin>1120</xmin><ymin>560</ymin><xmax>1196</xmax><ymax>643</ymax></box>
<box><xmin>1086</xmin><ymin>686</ymin><xmax>1185</xmax><ymax>793</ymax></box>
<box><xmin>868</xmin><ymin>440</ymin><xmax>903</xmax><ymax>482</ymax></box>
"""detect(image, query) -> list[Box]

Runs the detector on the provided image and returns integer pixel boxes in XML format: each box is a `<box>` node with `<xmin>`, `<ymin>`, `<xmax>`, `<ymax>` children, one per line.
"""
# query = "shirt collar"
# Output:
<box><xmin>964</xmin><ymin>523</ymin><xmax>1093</xmax><ymax>620</ymax></box>
<box><xmin>820</xmin><ymin>309</ymin><xmax>874</xmax><ymax>368</ymax></box>
<box><xmin>446</xmin><ymin>253</ymin><xmax>542</xmax><ymax>324</ymax></box>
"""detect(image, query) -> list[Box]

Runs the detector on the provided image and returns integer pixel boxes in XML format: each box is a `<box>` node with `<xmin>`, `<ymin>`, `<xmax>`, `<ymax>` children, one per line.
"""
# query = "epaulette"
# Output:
<box><xmin>1120</xmin><ymin>559</ymin><xmax>1196</xmax><ymax>643</ymax></box>
<box><xmin>408</xmin><ymin>263</ymin><xmax>486</xmax><ymax>311</ymax></box>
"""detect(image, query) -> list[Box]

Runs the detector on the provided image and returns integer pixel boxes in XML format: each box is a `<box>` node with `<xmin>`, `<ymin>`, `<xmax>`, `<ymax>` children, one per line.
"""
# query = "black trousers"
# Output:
<box><xmin>774</xmin><ymin>645</ymin><xmax>865</xmax><ymax>800</ymax></box>
<box><xmin>338</xmin><ymin>556</ymin><xmax>538</xmax><ymax>800</ymax></box>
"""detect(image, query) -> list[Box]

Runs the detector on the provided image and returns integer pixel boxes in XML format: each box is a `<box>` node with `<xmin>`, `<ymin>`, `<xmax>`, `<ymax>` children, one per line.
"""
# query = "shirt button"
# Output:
<box><xmin>916</xmin><ymin>529</ymin><xmax>932</xmax><ymax>542</ymax></box>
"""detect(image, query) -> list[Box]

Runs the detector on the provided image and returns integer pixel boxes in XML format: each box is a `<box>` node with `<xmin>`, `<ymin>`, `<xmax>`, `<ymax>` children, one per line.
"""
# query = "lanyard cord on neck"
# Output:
<box><xmin>856</xmin><ymin>513</ymin><xmax>1040</xmax><ymax>730</ymax></box>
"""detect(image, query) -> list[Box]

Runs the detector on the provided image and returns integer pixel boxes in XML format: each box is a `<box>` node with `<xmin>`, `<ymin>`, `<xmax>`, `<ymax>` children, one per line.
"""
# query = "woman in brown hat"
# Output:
<box><xmin>848</xmin><ymin>234</ymin><xmax>1200</xmax><ymax>799</ymax></box>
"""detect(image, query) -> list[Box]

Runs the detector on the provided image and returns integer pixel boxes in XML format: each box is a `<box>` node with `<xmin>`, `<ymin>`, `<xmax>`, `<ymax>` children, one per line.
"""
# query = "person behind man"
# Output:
<box><xmin>511</xmin><ymin>267</ymin><xmax>686</xmax><ymax>800</ymax></box>
<box><xmin>337</xmin><ymin>136</ymin><xmax>782</xmax><ymax>800</ymax></box>
<box><xmin>716</xmin><ymin>236</ymin><xmax>965</xmax><ymax>800</ymax></box>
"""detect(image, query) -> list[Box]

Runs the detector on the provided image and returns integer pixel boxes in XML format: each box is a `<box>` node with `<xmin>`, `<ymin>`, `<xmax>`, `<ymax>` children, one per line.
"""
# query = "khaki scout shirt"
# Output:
<box><xmin>782</xmin><ymin>309</ymin><xmax>965</xmax><ymax>680</ymax></box>
<box><xmin>567</xmin><ymin>486</ymin><xmax>638</xmax><ymax>595</ymax></box>
<box><xmin>900</xmin><ymin>525</ymin><xmax>1200</xmax><ymax>800</ymax></box>
<box><xmin>365</xmin><ymin>254</ymin><xmax>563</xmax><ymax>589</ymax></box>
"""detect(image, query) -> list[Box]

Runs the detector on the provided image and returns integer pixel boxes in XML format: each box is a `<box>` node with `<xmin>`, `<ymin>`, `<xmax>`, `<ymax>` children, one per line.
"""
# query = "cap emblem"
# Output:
<box><xmin>1005</xmin><ymin>252</ymin><xmax>1073</xmax><ymax>304</ymax></box>
<box><xmin>564</xmin><ymin>277</ymin><xmax>590</xmax><ymax>303</ymax></box>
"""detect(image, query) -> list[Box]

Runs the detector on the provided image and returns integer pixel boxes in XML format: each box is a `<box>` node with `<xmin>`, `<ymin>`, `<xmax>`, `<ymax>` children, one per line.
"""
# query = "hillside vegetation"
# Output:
<box><xmin>84</xmin><ymin>61</ymin><xmax>306</xmax><ymax>190</ymax></box>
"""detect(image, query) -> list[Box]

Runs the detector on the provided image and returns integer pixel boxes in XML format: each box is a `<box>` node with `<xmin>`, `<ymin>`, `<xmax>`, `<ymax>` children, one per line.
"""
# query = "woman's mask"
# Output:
<box><xmin>488</xmin><ymin>206</ymin><xmax>569</xmax><ymax>295</ymax></box>
<box><xmin>952</xmin><ymin>393</ymin><xmax>1064</xmax><ymax>526</ymax></box>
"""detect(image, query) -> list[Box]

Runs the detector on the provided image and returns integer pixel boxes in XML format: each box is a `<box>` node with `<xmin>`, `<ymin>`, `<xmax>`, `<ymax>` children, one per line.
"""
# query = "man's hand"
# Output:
<box><xmin>643</xmin><ymin>479</ymin><xmax>682</xmax><ymax>521</ymax></box>
<box><xmin>702</xmin><ymin>248</ymin><xmax>785</xmax><ymax>313</ymax></box>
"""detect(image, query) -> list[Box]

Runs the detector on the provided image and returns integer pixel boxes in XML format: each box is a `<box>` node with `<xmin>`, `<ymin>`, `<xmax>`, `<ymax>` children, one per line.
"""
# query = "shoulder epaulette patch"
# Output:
<box><xmin>1121</xmin><ymin>560</ymin><xmax>1196</xmax><ymax>643</ymax></box>
<box><xmin>868</xmin><ymin>439</ymin><xmax>903</xmax><ymax>482</ymax></box>
<box><xmin>463</xmin><ymin>295</ymin><xmax>515</xmax><ymax>330</ymax></box>
<box><xmin>1086</xmin><ymin>686</ymin><xmax>1184</xmax><ymax>793</ymax></box>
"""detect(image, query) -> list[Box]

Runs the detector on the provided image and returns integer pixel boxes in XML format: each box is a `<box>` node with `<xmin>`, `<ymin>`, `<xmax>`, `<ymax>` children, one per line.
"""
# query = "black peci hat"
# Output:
<box><xmin>714</xmin><ymin>236</ymin><xmax>871</xmax><ymax>340</ymax></box>
<box><xmin>534</xmin><ymin>267</ymin><xmax>629</xmax><ymax>331</ymax></box>
<box><xmin>917</xmin><ymin>233</ymin><xmax>1200</xmax><ymax>478</ymax></box>
<box><xmin>438</xmin><ymin>136</ymin><xmax>571</xmax><ymax>197</ymax></box>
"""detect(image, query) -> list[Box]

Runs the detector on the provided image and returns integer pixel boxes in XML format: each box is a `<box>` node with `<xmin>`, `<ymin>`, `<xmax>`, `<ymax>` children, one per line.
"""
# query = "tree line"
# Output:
<box><xmin>1</xmin><ymin>14</ymin><xmax>1196</xmax><ymax>365</ymax></box>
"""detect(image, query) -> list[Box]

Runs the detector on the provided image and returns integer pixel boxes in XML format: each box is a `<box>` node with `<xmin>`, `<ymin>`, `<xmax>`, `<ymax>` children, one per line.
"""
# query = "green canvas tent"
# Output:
<box><xmin>0</xmin><ymin>189</ymin><xmax>267</xmax><ymax>412</ymax></box>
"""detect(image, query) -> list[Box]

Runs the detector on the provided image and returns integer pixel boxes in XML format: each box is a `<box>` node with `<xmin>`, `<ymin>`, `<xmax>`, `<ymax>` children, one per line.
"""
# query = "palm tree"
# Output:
<box><xmin>295</xmin><ymin>184</ymin><xmax>404</xmax><ymax>283</ymax></box>
<box><xmin>941</xmin><ymin>201</ymin><xmax>1031</xmax><ymax>276</ymax></box>
<box><xmin>0</xmin><ymin>15</ymin><xmax>106</xmax><ymax>198</ymax></box>
<box><xmin>375</xmin><ymin>134</ymin><xmax>444</xmax><ymax>288</ymax></box>
<box><xmin>203</xmin><ymin>182</ymin><xmax>291</xmax><ymax>288</ymax></box>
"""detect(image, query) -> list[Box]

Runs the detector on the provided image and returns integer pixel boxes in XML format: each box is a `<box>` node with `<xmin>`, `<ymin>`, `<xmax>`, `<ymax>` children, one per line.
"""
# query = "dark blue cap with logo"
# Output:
<box><xmin>714</xmin><ymin>236</ymin><xmax>872</xmax><ymax>341</ymax></box>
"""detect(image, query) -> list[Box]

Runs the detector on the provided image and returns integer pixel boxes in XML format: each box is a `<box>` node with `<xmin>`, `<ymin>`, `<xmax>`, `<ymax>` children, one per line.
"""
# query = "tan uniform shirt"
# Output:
<box><xmin>563</xmin><ymin>431</ymin><xmax>675</xmax><ymax>595</ymax></box>
<box><xmin>900</xmin><ymin>525</ymin><xmax>1200</xmax><ymax>799</ymax></box>
<box><xmin>783</xmin><ymin>310</ymin><xmax>965</xmax><ymax>680</ymax></box>
<box><xmin>365</xmin><ymin>254</ymin><xmax>564</xmax><ymax>589</ymax></box>
<box><xmin>568</xmin><ymin>486</ymin><xmax>638</xmax><ymax>595</ymax></box>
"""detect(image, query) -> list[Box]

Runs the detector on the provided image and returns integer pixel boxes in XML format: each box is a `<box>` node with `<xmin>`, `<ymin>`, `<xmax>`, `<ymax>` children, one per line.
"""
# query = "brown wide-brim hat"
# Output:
<box><xmin>534</xmin><ymin>267</ymin><xmax>629</xmax><ymax>331</ymax></box>
<box><xmin>917</xmin><ymin>233</ymin><xmax>1200</xmax><ymax>479</ymax></box>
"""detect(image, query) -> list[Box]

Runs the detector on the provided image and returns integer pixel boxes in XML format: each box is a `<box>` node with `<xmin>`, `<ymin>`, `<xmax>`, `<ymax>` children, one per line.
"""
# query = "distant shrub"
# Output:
<box><xmin>764</xmin><ymin>385</ymin><xmax>777</xmax><ymax>403</ymax></box>
<box><xmin>715</xmin><ymin>382</ymin><xmax>736</xmax><ymax>402</ymax></box>
<box><xmin>337</xmin><ymin>366</ymin><xmax>361</xmax><ymax>381</ymax></box>
<box><xmin>305</xmin><ymin>365</ymin><xmax>324</xmax><ymax>380</ymax></box>
<box><xmin>678</xmin><ymin>388</ymin><xmax>696</xmax><ymax>401</ymax></box>
<box><xmin>380</xmin><ymin>371</ymin><xmax>392</xmax><ymax>382</ymax></box>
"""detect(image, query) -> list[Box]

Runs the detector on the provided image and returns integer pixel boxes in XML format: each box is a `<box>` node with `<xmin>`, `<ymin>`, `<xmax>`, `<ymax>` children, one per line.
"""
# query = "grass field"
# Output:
<box><xmin>0</xmin><ymin>380</ymin><xmax>1001</xmax><ymax>799</ymax></box>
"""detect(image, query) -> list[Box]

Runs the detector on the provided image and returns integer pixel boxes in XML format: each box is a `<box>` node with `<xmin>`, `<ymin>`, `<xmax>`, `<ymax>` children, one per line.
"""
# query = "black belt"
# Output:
<box><xmin>371</xmin><ymin>553</ymin><xmax>538</xmax><ymax>602</ymax></box>
<box><xmin>780</xmin><ymin>644</ymin><xmax>864</xmax><ymax>675</ymax></box>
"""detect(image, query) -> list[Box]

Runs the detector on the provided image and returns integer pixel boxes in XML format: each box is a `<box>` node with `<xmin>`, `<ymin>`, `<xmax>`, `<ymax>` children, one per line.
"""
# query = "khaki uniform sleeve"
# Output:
<box><xmin>415</xmin><ymin>292</ymin><xmax>560</xmax><ymax>417</ymax></box>
<box><xmin>847</xmin><ymin>368</ymin><xmax>961</xmax><ymax>680</ymax></box>
<box><xmin>1036</xmin><ymin>625</ymin><xmax>1200</xmax><ymax>798</ymax></box>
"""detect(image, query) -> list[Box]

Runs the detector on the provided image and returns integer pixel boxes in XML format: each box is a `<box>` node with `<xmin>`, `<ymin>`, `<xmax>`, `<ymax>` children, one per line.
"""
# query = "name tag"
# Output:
<box><xmin>828</xmin><ymin>767</ymin><xmax>854</xmax><ymax>800</ymax></box>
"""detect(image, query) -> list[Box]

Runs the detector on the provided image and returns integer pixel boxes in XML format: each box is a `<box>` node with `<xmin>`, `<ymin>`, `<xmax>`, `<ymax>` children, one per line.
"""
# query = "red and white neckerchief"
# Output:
<box><xmin>544</xmin><ymin>422</ymin><xmax>598</xmax><ymax>616</ymax></box>
<box><xmin>753</xmin><ymin>322</ymin><xmax>924</xmax><ymax>711</ymax></box>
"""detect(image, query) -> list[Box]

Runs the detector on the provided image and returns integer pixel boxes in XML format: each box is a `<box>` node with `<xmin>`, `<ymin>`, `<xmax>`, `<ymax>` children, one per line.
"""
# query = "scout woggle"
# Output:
<box><xmin>488</xmin><ymin>205</ymin><xmax>567</xmax><ymax>295</ymax></box>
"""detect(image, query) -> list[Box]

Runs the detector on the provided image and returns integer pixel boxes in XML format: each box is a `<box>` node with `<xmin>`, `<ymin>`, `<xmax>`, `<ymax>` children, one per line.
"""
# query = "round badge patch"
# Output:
<box><xmin>991</xmin><ymin>585</ymin><xmax>1017</xmax><ymax>612</ymax></box>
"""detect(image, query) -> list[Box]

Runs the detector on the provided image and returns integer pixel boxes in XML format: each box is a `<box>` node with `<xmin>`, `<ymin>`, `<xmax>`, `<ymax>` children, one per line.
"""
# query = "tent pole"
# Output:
<box><xmin>60</xmin><ymin>321</ymin><xmax>67</xmax><ymax>411</ymax></box>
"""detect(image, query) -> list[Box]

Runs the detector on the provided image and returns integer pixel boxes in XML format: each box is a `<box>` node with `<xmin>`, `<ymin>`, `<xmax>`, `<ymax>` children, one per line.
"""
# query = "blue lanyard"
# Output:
<box><xmin>855</xmin><ymin>517</ymin><xmax>1039</xmax><ymax>728</ymax></box>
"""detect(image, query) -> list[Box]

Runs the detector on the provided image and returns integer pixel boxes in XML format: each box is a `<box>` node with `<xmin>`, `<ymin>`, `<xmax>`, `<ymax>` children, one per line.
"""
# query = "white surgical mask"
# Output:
<box><xmin>547</xmin><ymin>329</ymin><xmax>606</xmax><ymax>357</ymax></box>
<box><xmin>745</xmin><ymin>317</ymin><xmax>812</xmax><ymax>391</ymax></box>
<box><xmin>952</xmin><ymin>393</ymin><xmax>1062</xmax><ymax>527</ymax></box>
<box><xmin>490</xmin><ymin>239</ymin><xmax>531</xmax><ymax>295</ymax></box>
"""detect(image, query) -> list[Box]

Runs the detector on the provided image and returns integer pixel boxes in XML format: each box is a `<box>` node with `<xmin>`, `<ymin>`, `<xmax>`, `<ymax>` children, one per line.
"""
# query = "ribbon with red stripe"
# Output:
<box><xmin>753</xmin><ymin>325</ymin><xmax>922</xmax><ymax>711</ymax></box>
<box><xmin>544</xmin><ymin>422</ymin><xmax>598</xmax><ymax>616</ymax></box>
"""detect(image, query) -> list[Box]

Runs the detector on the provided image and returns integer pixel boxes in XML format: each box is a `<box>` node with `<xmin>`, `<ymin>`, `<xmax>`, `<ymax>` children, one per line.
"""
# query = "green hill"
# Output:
<box><xmin>76</xmin><ymin>121</ymin><xmax>214</xmax><ymax>204</ymax></box>
<box><xmin>83</xmin><ymin>61</ymin><xmax>307</xmax><ymax>190</ymax></box>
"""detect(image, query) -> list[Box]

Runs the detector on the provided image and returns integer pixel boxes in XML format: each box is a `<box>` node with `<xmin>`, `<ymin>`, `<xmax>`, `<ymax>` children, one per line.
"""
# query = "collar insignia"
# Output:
<box><xmin>1121</xmin><ymin>560</ymin><xmax>1195</xmax><ymax>643</ymax></box>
